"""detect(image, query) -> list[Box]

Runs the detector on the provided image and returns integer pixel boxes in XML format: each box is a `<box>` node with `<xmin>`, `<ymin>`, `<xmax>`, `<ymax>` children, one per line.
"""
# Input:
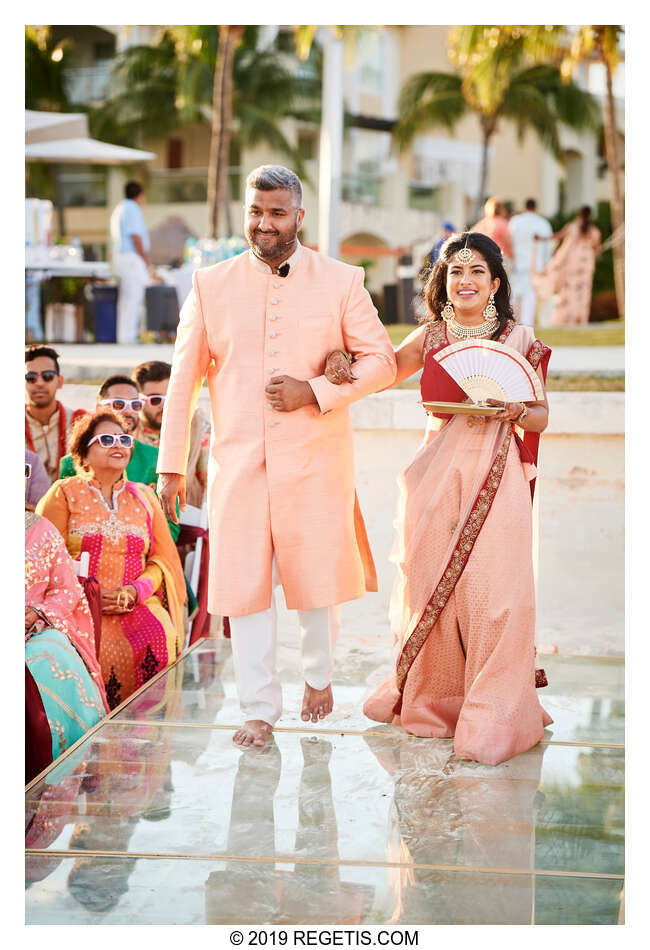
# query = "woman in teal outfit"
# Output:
<box><xmin>25</xmin><ymin>505</ymin><xmax>108</xmax><ymax>769</ymax></box>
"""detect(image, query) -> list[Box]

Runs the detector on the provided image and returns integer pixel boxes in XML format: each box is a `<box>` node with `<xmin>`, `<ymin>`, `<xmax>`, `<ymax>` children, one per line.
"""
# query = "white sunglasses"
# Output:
<box><xmin>100</xmin><ymin>397</ymin><xmax>145</xmax><ymax>412</ymax></box>
<box><xmin>139</xmin><ymin>392</ymin><xmax>167</xmax><ymax>407</ymax></box>
<box><xmin>87</xmin><ymin>433</ymin><xmax>134</xmax><ymax>449</ymax></box>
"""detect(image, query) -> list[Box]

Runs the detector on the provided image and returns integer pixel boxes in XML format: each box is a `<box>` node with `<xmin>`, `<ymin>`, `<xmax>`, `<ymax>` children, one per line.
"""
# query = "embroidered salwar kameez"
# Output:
<box><xmin>36</xmin><ymin>476</ymin><xmax>186</xmax><ymax>710</ymax></box>
<box><xmin>25</xmin><ymin>512</ymin><xmax>108</xmax><ymax>764</ymax></box>
<box><xmin>364</xmin><ymin>321</ymin><xmax>553</xmax><ymax>765</ymax></box>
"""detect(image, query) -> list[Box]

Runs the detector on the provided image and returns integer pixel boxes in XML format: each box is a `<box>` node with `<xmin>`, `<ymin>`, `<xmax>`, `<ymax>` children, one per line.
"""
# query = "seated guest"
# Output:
<box><xmin>59</xmin><ymin>375</ymin><xmax>158</xmax><ymax>487</ymax></box>
<box><xmin>36</xmin><ymin>410</ymin><xmax>187</xmax><ymax>710</ymax></box>
<box><xmin>25</xmin><ymin>450</ymin><xmax>50</xmax><ymax>509</ymax></box>
<box><xmin>59</xmin><ymin>375</ymin><xmax>181</xmax><ymax>544</ymax></box>
<box><xmin>25</xmin><ymin>345</ymin><xmax>85</xmax><ymax>484</ymax></box>
<box><xmin>133</xmin><ymin>360</ymin><xmax>210</xmax><ymax>507</ymax></box>
<box><xmin>26</xmin><ymin>472</ymin><xmax>109</xmax><ymax>777</ymax></box>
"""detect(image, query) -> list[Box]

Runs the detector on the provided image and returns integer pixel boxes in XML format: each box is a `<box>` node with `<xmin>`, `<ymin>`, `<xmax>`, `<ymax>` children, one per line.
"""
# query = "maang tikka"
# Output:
<box><xmin>454</xmin><ymin>237</ymin><xmax>475</xmax><ymax>264</ymax></box>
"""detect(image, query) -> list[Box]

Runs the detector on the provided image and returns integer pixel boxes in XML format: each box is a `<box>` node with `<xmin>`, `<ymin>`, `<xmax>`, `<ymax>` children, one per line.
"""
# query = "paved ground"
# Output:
<box><xmin>54</xmin><ymin>342</ymin><xmax>625</xmax><ymax>381</ymax></box>
<box><xmin>25</xmin><ymin>637</ymin><xmax>624</xmax><ymax>924</ymax></box>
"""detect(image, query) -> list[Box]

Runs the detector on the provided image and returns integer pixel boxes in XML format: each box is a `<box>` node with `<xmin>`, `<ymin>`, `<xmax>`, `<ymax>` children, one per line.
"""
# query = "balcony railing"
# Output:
<box><xmin>147</xmin><ymin>167</ymin><xmax>241</xmax><ymax>204</ymax></box>
<box><xmin>63</xmin><ymin>62</ymin><xmax>114</xmax><ymax>104</ymax></box>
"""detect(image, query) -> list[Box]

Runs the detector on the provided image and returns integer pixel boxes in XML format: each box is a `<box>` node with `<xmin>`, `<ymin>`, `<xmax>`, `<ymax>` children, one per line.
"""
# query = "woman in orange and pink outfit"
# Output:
<box><xmin>37</xmin><ymin>410</ymin><xmax>186</xmax><ymax>710</ymax></box>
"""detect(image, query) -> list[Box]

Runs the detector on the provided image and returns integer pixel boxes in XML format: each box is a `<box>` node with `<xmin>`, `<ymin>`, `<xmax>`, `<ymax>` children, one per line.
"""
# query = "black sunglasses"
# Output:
<box><xmin>25</xmin><ymin>370</ymin><xmax>58</xmax><ymax>384</ymax></box>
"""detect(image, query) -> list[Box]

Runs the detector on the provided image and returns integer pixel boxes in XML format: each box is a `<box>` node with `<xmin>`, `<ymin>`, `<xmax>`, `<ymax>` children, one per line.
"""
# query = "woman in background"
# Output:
<box><xmin>535</xmin><ymin>205</ymin><xmax>602</xmax><ymax>325</ymax></box>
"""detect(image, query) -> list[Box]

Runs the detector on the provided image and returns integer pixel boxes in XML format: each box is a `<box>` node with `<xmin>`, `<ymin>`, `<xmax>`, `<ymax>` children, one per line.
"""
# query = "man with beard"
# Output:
<box><xmin>25</xmin><ymin>346</ymin><xmax>84</xmax><ymax>484</ymax></box>
<box><xmin>133</xmin><ymin>360</ymin><xmax>209</xmax><ymax>508</ymax></box>
<box><xmin>157</xmin><ymin>164</ymin><xmax>396</xmax><ymax>749</ymax></box>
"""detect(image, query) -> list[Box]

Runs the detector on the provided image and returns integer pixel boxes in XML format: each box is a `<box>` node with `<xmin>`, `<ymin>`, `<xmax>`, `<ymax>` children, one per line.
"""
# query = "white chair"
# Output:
<box><xmin>73</xmin><ymin>551</ymin><xmax>90</xmax><ymax>579</ymax></box>
<box><xmin>179</xmin><ymin>502</ymin><xmax>208</xmax><ymax>598</ymax></box>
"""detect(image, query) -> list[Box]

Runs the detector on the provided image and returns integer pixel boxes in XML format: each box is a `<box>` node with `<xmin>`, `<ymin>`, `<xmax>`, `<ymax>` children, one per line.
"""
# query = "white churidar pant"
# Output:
<box><xmin>115</xmin><ymin>252</ymin><xmax>149</xmax><ymax>343</ymax></box>
<box><xmin>229</xmin><ymin>556</ymin><xmax>340</xmax><ymax>725</ymax></box>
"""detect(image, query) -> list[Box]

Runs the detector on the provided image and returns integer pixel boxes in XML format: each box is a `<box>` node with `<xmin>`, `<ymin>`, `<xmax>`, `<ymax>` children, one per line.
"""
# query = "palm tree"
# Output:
<box><xmin>90</xmin><ymin>26</ymin><xmax>321</xmax><ymax>237</ymax></box>
<box><xmin>396</xmin><ymin>26</ymin><xmax>600</xmax><ymax>222</ymax></box>
<box><xmin>206</xmin><ymin>26</ymin><xmax>243</xmax><ymax>237</ymax></box>
<box><xmin>25</xmin><ymin>26</ymin><xmax>71</xmax><ymax>112</ymax></box>
<box><xmin>176</xmin><ymin>26</ymin><xmax>321</xmax><ymax>236</ymax></box>
<box><xmin>559</xmin><ymin>26</ymin><xmax>624</xmax><ymax>318</ymax></box>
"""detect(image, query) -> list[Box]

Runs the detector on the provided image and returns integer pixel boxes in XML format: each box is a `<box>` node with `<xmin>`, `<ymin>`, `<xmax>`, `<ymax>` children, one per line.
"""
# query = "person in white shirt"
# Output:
<box><xmin>509</xmin><ymin>199</ymin><xmax>552</xmax><ymax>326</ymax></box>
<box><xmin>110</xmin><ymin>181</ymin><xmax>154</xmax><ymax>344</ymax></box>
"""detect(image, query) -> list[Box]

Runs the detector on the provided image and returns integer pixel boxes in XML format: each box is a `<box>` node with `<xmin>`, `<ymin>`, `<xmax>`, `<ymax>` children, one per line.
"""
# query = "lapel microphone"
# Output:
<box><xmin>277</xmin><ymin>263</ymin><xmax>290</xmax><ymax>277</ymax></box>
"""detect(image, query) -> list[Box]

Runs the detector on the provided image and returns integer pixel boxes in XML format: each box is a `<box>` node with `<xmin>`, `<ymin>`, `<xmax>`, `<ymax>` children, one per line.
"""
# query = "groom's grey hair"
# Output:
<box><xmin>245</xmin><ymin>165</ymin><xmax>303</xmax><ymax>208</ymax></box>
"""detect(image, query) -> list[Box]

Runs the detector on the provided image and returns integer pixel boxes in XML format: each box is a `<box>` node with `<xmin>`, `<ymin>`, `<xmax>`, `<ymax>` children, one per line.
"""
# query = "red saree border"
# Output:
<box><xmin>395</xmin><ymin>426</ymin><xmax>513</xmax><ymax>696</ymax></box>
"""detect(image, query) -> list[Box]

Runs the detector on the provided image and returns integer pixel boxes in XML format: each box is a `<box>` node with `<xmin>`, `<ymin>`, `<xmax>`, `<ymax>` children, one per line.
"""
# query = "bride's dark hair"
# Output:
<box><xmin>422</xmin><ymin>231</ymin><xmax>513</xmax><ymax>339</ymax></box>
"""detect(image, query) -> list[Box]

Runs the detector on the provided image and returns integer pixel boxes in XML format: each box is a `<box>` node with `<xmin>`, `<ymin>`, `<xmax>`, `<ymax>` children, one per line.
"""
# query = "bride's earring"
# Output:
<box><xmin>442</xmin><ymin>300</ymin><xmax>455</xmax><ymax>324</ymax></box>
<box><xmin>483</xmin><ymin>292</ymin><xmax>497</xmax><ymax>319</ymax></box>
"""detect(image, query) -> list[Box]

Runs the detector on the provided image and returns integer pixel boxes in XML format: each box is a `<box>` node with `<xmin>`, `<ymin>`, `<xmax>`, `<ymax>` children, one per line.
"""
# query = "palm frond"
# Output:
<box><xmin>395</xmin><ymin>72</ymin><xmax>466</xmax><ymax>146</ymax></box>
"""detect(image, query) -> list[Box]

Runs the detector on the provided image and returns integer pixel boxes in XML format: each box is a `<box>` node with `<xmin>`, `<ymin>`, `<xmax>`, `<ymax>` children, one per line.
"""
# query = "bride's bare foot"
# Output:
<box><xmin>232</xmin><ymin>720</ymin><xmax>273</xmax><ymax>748</ymax></box>
<box><xmin>301</xmin><ymin>683</ymin><xmax>333</xmax><ymax>723</ymax></box>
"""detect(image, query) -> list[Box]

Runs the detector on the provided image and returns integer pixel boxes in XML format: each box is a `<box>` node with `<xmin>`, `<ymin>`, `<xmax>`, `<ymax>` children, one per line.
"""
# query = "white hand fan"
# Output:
<box><xmin>433</xmin><ymin>339</ymin><xmax>544</xmax><ymax>403</ymax></box>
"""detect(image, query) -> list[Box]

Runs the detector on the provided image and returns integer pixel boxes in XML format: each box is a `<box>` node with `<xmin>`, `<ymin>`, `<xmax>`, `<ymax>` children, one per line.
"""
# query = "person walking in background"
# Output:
<box><xmin>37</xmin><ymin>410</ymin><xmax>186</xmax><ymax>710</ymax></box>
<box><xmin>25</xmin><ymin>345</ymin><xmax>84</xmax><ymax>484</ymax></box>
<box><xmin>534</xmin><ymin>205</ymin><xmax>602</xmax><ymax>325</ymax></box>
<box><xmin>133</xmin><ymin>360</ymin><xmax>210</xmax><ymax>508</ymax></box>
<box><xmin>510</xmin><ymin>199</ymin><xmax>553</xmax><ymax>326</ymax></box>
<box><xmin>429</xmin><ymin>221</ymin><xmax>456</xmax><ymax>265</ymax></box>
<box><xmin>156</xmin><ymin>164</ymin><xmax>396</xmax><ymax>749</ymax></box>
<box><xmin>472</xmin><ymin>197</ymin><xmax>514</xmax><ymax>271</ymax></box>
<box><xmin>110</xmin><ymin>181</ymin><xmax>155</xmax><ymax>344</ymax></box>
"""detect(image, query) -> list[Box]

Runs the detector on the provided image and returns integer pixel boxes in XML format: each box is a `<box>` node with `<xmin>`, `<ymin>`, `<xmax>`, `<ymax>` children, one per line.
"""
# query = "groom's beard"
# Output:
<box><xmin>246</xmin><ymin>223</ymin><xmax>299</xmax><ymax>265</ymax></box>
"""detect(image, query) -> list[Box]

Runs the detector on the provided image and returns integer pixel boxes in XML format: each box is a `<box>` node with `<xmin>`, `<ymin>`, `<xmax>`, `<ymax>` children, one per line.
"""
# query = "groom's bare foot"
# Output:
<box><xmin>301</xmin><ymin>683</ymin><xmax>333</xmax><ymax>723</ymax></box>
<box><xmin>232</xmin><ymin>720</ymin><xmax>273</xmax><ymax>748</ymax></box>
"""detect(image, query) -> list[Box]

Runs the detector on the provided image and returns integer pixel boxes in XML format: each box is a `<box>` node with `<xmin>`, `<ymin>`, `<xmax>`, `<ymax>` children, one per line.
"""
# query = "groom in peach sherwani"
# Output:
<box><xmin>158</xmin><ymin>165</ymin><xmax>396</xmax><ymax>748</ymax></box>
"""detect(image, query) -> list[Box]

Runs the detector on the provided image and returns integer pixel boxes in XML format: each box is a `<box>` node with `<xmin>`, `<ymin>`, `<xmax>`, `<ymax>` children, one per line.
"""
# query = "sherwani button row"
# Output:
<box><xmin>273</xmin><ymin>282</ymin><xmax>281</xmax><ymax>288</ymax></box>
<box><xmin>271</xmin><ymin>298</ymin><xmax>279</xmax><ymax>304</ymax></box>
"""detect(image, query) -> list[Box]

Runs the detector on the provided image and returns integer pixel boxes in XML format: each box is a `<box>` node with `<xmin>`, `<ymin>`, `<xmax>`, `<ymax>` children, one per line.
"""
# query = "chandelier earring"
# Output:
<box><xmin>483</xmin><ymin>292</ymin><xmax>498</xmax><ymax>320</ymax></box>
<box><xmin>442</xmin><ymin>300</ymin><xmax>455</xmax><ymax>324</ymax></box>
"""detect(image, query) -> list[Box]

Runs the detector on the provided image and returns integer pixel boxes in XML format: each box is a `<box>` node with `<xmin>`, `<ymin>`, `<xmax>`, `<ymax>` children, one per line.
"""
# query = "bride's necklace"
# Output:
<box><xmin>445</xmin><ymin>314</ymin><xmax>499</xmax><ymax>340</ymax></box>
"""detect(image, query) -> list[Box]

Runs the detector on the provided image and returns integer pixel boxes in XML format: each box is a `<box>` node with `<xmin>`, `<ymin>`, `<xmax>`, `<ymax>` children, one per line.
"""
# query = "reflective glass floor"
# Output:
<box><xmin>26</xmin><ymin>639</ymin><xmax>624</xmax><ymax>925</ymax></box>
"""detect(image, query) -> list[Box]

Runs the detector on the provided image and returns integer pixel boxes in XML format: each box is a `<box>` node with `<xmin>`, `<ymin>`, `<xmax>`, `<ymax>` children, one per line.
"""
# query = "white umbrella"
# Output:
<box><xmin>26</xmin><ymin>137</ymin><xmax>156</xmax><ymax>165</ymax></box>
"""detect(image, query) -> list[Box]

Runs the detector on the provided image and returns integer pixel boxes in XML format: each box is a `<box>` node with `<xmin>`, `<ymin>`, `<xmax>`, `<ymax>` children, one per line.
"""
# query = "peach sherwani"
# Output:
<box><xmin>157</xmin><ymin>246</ymin><xmax>396</xmax><ymax>617</ymax></box>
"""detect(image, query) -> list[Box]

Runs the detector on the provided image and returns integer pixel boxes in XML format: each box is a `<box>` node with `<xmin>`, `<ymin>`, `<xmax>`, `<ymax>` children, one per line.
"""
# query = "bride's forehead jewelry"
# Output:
<box><xmin>453</xmin><ymin>238</ymin><xmax>475</xmax><ymax>264</ymax></box>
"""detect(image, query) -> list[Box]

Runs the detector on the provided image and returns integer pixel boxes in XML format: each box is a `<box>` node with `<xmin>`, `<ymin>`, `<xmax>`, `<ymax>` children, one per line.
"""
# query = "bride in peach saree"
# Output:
<box><xmin>328</xmin><ymin>232</ymin><xmax>553</xmax><ymax>765</ymax></box>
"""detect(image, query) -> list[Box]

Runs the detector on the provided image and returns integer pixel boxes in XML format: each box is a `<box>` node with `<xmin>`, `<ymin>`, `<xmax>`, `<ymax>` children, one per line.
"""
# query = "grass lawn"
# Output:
<box><xmin>385</xmin><ymin>321</ymin><xmax>625</xmax><ymax>348</ymax></box>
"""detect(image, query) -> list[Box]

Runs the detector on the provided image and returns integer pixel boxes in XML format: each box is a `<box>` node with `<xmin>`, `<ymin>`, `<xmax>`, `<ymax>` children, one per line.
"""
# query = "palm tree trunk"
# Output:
<box><xmin>475</xmin><ymin>121</ymin><xmax>492</xmax><ymax>223</ymax></box>
<box><xmin>52</xmin><ymin>163</ymin><xmax>66</xmax><ymax>239</ymax></box>
<box><xmin>601</xmin><ymin>54</ymin><xmax>625</xmax><ymax>319</ymax></box>
<box><xmin>207</xmin><ymin>26</ymin><xmax>242</xmax><ymax>239</ymax></box>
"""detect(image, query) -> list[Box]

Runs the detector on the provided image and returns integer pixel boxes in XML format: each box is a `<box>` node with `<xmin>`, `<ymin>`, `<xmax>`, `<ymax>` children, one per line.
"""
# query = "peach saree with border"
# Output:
<box><xmin>364</xmin><ymin>320</ymin><xmax>553</xmax><ymax>765</ymax></box>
